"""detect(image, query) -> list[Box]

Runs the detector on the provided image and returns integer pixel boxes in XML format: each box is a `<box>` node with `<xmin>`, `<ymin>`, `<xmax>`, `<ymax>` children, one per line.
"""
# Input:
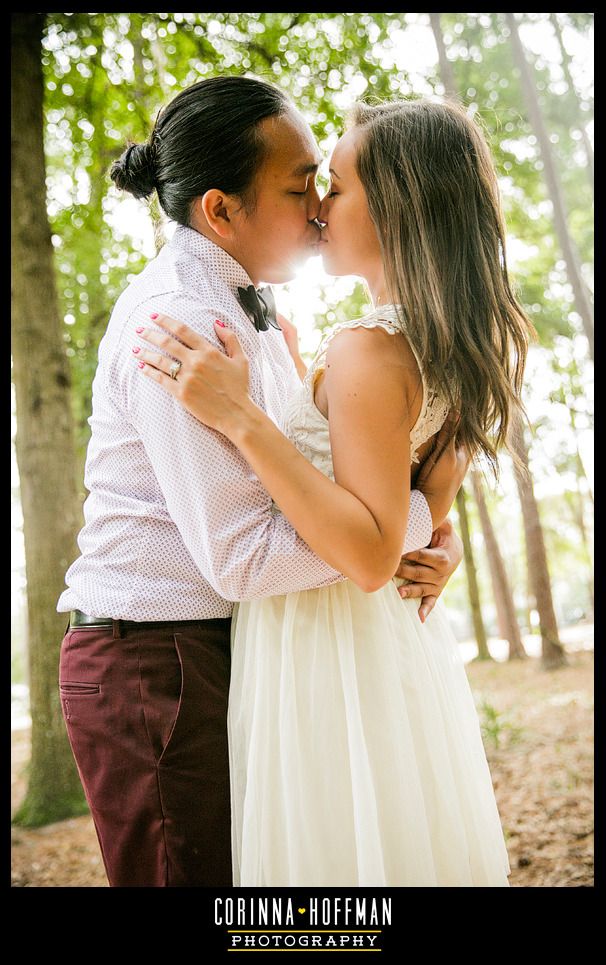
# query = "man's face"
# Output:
<box><xmin>230</xmin><ymin>109</ymin><xmax>324</xmax><ymax>285</ymax></box>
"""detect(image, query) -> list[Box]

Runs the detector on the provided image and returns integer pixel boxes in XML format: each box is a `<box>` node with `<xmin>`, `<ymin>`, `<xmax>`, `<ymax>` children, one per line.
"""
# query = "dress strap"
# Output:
<box><xmin>305</xmin><ymin>307</ymin><xmax>405</xmax><ymax>384</ymax></box>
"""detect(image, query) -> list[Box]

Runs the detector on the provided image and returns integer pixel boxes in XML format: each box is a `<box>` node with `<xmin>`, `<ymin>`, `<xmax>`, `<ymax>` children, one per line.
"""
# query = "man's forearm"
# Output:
<box><xmin>292</xmin><ymin>354</ymin><xmax>308</xmax><ymax>380</ymax></box>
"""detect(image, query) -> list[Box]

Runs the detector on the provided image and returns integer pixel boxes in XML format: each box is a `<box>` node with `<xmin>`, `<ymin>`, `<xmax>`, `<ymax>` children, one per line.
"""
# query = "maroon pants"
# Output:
<box><xmin>59</xmin><ymin>617</ymin><xmax>233</xmax><ymax>887</ymax></box>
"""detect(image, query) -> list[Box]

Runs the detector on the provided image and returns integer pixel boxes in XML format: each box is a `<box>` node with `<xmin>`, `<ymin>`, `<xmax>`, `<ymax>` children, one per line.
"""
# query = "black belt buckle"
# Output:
<box><xmin>69</xmin><ymin>609</ymin><xmax>113</xmax><ymax>629</ymax></box>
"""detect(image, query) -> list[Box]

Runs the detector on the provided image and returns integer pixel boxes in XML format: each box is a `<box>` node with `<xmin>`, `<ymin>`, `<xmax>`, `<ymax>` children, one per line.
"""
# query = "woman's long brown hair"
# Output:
<box><xmin>350</xmin><ymin>98</ymin><xmax>537</xmax><ymax>478</ymax></box>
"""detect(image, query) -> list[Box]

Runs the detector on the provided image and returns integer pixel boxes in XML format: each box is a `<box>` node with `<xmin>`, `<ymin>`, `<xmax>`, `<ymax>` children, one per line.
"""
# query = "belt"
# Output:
<box><xmin>68</xmin><ymin>609</ymin><xmax>231</xmax><ymax>630</ymax></box>
<box><xmin>69</xmin><ymin>610</ymin><xmax>114</xmax><ymax>628</ymax></box>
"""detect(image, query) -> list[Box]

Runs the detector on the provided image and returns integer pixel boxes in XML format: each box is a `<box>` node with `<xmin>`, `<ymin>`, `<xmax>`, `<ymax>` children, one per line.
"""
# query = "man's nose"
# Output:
<box><xmin>306</xmin><ymin>182</ymin><xmax>322</xmax><ymax>222</ymax></box>
<box><xmin>317</xmin><ymin>194</ymin><xmax>330</xmax><ymax>225</ymax></box>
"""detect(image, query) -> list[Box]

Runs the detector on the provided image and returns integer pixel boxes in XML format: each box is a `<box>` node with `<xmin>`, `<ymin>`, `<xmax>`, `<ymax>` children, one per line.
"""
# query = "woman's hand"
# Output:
<box><xmin>132</xmin><ymin>314</ymin><xmax>252</xmax><ymax>439</ymax></box>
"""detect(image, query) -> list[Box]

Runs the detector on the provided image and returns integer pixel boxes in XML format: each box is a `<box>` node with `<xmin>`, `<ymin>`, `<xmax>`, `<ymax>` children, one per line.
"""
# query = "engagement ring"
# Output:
<box><xmin>169</xmin><ymin>359</ymin><xmax>182</xmax><ymax>380</ymax></box>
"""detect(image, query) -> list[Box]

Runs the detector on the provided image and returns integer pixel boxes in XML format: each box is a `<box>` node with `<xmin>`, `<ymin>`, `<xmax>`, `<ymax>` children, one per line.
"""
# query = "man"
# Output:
<box><xmin>57</xmin><ymin>76</ymin><xmax>464</xmax><ymax>887</ymax></box>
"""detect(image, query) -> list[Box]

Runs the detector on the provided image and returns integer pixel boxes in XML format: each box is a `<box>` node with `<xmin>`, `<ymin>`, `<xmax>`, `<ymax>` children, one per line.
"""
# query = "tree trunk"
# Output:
<box><xmin>11</xmin><ymin>13</ymin><xmax>87</xmax><ymax>825</ymax></box>
<box><xmin>470</xmin><ymin>471</ymin><xmax>527</xmax><ymax>660</ymax></box>
<box><xmin>549</xmin><ymin>13</ymin><xmax>594</xmax><ymax>198</ymax></box>
<box><xmin>506</xmin><ymin>12</ymin><xmax>594</xmax><ymax>361</ymax></box>
<box><xmin>510</xmin><ymin>416</ymin><xmax>568</xmax><ymax>670</ymax></box>
<box><xmin>568</xmin><ymin>396</ymin><xmax>594</xmax><ymax>507</ymax></box>
<box><xmin>565</xmin><ymin>404</ymin><xmax>593</xmax><ymax>614</ymax></box>
<box><xmin>568</xmin><ymin>490</ymin><xmax>594</xmax><ymax>618</ymax></box>
<box><xmin>429</xmin><ymin>13</ymin><xmax>459</xmax><ymax>101</ymax></box>
<box><xmin>455</xmin><ymin>487</ymin><xmax>492</xmax><ymax>660</ymax></box>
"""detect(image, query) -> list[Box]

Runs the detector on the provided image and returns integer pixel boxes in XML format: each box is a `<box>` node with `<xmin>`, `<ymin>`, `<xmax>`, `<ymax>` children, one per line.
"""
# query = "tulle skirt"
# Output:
<box><xmin>228</xmin><ymin>578</ymin><xmax>511</xmax><ymax>887</ymax></box>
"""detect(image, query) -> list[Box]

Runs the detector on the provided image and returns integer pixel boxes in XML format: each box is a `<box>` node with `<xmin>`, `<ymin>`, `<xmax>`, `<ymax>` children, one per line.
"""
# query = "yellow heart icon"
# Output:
<box><xmin>298</xmin><ymin>908</ymin><xmax>306</xmax><ymax>914</ymax></box>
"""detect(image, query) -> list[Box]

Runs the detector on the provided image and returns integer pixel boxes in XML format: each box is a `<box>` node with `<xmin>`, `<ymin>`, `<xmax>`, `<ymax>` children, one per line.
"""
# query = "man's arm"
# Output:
<box><xmin>121</xmin><ymin>300</ymin><xmax>432</xmax><ymax>602</ymax></box>
<box><xmin>393</xmin><ymin>411</ymin><xmax>470</xmax><ymax>620</ymax></box>
<box><xmin>395</xmin><ymin>518</ymin><xmax>464</xmax><ymax>621</ymax></box>
<box><xmin>277</xmin><ymin>312</ymin><xmax>308</xmax><ymax>380</ymax></box>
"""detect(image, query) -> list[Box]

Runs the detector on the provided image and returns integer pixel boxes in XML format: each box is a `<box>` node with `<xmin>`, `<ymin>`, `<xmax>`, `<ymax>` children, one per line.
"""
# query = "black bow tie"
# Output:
<box><xmin>237</xmin><ymin>285</ymin><xmax>281</xmax><ymax>333</ymax></box>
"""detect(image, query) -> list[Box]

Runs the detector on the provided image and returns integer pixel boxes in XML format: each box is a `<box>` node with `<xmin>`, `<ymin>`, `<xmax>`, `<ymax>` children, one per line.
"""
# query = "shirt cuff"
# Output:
<box><xmin>402</xmin><ymin>490</ymin><xmax>433</xmax><ymax>553</ymax></box>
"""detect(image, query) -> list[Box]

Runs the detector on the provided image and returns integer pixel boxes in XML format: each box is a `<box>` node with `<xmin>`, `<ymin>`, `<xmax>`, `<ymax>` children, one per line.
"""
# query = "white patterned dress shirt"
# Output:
<box><xmin>57</xmin><ymin>226</ymin><xmax>433</xmax><ymax>620</ymax></box>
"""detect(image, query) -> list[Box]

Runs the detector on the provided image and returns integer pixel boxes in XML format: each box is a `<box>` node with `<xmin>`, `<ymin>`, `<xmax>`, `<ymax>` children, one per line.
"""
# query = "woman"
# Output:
<box><xmin>134</xmin><ymin>97</ymin><xmax>535</xmax><ymax>886</ymax></box>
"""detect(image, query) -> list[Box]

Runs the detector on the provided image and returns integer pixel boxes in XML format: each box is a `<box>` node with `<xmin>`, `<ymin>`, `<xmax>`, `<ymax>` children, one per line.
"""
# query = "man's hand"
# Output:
<box><xmin>415</xmin><ymin>410</ymin><xmax>470</xmax><ymax>529</ymax></box>
<box><xmin>394</xmin><ymin>517</ymin><xmax>463</xmax><ymax>623</ymax></box>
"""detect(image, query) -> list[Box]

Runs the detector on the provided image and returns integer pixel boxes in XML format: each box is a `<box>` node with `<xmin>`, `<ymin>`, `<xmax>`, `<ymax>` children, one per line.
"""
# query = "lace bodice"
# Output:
<box><xmin>279</xmin><ymin>305</ymin><xmax>451</xmax><ymax>482</ymax></box>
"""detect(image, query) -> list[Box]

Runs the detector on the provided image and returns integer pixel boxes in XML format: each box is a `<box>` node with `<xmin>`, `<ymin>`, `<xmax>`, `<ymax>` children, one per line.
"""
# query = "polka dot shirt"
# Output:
<box><xmin>57</xmin><ymin>227</ymin><xmax>432</xmax><ymax>620</ymax></box>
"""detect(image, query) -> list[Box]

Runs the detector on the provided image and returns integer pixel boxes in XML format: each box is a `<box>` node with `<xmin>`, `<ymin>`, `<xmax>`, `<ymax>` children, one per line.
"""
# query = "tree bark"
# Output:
<box><xmin>470</xmin><ymin>471</ymin><xmax>527</xmax><ymax>660</ymax></box>
<box><xmin>11</xmin><ymin>13</ymin><xmax>87</xmax><ymax>825</ymax></box>
<box><xmin>568</xmin><ymin>490</ymin><xmax>594</xmax><ymax>618</ymax></box>
<box><xmin>565</xmin><ymin>397</ymin><xmax>594</xmax><ymax>615</ymax></box>
<box><xmin>549</xmin><ymin>13</ymin><xmax>594</xmax><ymax>199</ymax></box>
<box><xmin>429</xmin><ymin>13</ymin><xmax>459</xmax><ymax>101</ymax></box>
<box><xmin>510</xmin><ymin>416</ymin><xmax>568</xmax><ymax>670</ymax></box>
<box><xmin>506</xmin><ymin>12</ymin><xmax>594</xmax><ymax>361</ymax></box>
<box><xmin>568</xmin><ymin>396</ymin><xmax>594</xmax><ymax>507</ymax></box>
<box><xmin>455</xmin><ymin>486</ymin><xmax>492</xmax><ymax>660</ymax></box>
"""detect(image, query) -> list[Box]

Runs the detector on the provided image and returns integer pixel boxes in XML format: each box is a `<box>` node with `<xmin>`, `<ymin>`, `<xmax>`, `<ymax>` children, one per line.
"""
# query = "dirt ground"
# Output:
<box><xmin>11</xmin><ymin>647</ymin><xmax>593</xmax><ymax>888</ymax></box>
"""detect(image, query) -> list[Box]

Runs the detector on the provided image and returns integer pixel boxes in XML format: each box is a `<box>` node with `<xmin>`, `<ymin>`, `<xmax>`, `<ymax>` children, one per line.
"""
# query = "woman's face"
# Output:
<box><xmin>317</xmin><ymin>128</ymin><xmax>384</xmax><ymax>287</ymax></box>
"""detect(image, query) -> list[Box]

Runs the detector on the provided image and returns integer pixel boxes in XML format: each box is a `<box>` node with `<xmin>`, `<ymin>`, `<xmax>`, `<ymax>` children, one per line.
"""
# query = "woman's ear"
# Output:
<box><xmin>197</xmin><ymin>189</ymin><xmax>241</xmax><ymax>239</ymax></box>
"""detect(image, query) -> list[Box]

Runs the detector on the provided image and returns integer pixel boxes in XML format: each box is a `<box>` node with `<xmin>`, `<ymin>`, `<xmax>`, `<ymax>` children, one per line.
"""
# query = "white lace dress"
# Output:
<box><xmin>228</xmin><ymin>306</ymin><xmax>511</xmax><ymax>887</ymax></box>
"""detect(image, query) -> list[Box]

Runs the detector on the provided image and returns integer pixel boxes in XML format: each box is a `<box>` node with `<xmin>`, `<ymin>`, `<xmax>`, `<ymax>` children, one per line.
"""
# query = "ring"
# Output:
<box><xmin>169</xmin><ymin>359</ymin><xmax>182</xmax><ymax>381</ymax></box>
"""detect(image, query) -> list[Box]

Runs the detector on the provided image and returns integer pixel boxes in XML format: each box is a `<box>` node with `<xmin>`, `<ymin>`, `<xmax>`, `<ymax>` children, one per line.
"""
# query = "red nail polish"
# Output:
<box><xmin>215</xmin><ymin>319</ymin><xmax>226</xmax><ymax>327</ymax></box>
<box><xmin>137</xmin><ymin>361</ymin><xmax>145</xmax><ymax>368</ymax></box>
<box><xmin>135</xmin><ymin>326</ymin><xmax>144</xmax><ymax>334</ymax></box>
<box><xmin>150</xmin><ymin>313</ymin><xmax>158</xmax><ymax>319</ymax></box>
<box><xmin>132</xmin><ymin>346</ymin><xmax>140</xmax><ymax>354</ymax></box>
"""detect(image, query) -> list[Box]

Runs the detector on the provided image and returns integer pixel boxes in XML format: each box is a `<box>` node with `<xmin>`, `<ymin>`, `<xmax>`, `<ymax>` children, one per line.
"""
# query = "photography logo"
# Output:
<box><xmin>215</xmin><ymin>896</ymin><xmax>391</xmax><ymax>952</ymax></box>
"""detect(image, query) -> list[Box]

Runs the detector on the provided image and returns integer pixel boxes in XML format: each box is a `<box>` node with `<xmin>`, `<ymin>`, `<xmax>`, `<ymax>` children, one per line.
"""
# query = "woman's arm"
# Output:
<box><xmin>135</xmin><ymin>317</ymin><xmax>416</xmax><ymax>592</ymax></box>
<box><xmin>229</xmin><ymin>332</ymin><xmax>412</xmax><ymax>591</ymax></box>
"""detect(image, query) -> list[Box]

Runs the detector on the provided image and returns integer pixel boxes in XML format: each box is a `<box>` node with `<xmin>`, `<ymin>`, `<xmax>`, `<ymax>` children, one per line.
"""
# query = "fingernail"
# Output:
<box><xmin>400</xmin><ymin>588</ymin><xmax>408</xmax><ymax>598</ymax></box>
<box><xmin>135</xmin><ymin>326</ymin><xmax>144</xmax><ymax>334</ymax></box>
<box><xmin>150</xmin><ymin>313</ymin><xmax>158</xmax><ymax>319</ymax></box>
<box><xmin>132</xmin><ymin>346</ymin><xmax>140</xmax><ymax>354</ymax></box>
<box><xmin>215</xmin><ymin>319</ymin><xmax>226</xmax><ymax>327</ymax></box>
<box><xmin>137</xmin><ymin>361</ymin><xmax>145</xmax><ymax>368</ymax></box>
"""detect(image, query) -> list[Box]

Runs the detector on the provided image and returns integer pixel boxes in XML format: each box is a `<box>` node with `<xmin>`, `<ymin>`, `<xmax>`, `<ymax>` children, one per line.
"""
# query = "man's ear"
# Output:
<box><xmin>197</xmin><ymin>189</ymin><xmax>242</xmax><ymax>239</ymax></box>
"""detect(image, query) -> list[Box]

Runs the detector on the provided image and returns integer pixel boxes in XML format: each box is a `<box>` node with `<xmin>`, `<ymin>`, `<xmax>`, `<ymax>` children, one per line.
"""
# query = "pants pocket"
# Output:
<box><xmin>137</xmin><ymin>632</ymin><xmax>184</xmax><ymax>765</ymax></box>
<box><xmin>60</xmin><ymin>682</ymin><xmax>101</xmax><ymax>696</ymax></box>
<box><xmin>59</xmin><ymin>681</ymin><xmax>101</xmax><ymax>721</ymax></box>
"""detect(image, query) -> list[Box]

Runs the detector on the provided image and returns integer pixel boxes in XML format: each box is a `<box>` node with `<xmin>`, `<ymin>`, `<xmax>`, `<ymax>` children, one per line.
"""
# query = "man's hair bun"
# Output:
<box><xmin>110</xmin><ymin>142</ymin><xmax>157</xmax><ymax>199</ymax></box>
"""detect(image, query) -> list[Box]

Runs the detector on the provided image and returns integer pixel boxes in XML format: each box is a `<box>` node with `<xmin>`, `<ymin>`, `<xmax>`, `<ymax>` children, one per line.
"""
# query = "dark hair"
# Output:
<box><xmin>349</xmin><ymin>98</ymin><xmax>537</xmax><ymax>479</ymax></box>
<box><xmin>110</xmin><ymin>75</ymin><xmax>292</xmax><ymax>224</ymax></box>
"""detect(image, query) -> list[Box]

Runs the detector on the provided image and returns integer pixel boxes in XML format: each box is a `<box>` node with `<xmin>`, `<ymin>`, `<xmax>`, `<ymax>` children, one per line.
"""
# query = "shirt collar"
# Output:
<box><xmin>170</xmin><ymin>224</ymin><xmax>255</xmax><ymax>295</ymax></box>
